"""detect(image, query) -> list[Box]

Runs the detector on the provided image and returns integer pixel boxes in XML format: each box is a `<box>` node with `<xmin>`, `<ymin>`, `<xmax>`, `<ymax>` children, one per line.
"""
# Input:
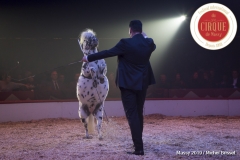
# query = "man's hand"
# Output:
<box><xmin>142</xmin><ymin>32</ymin><xmax>148</xmax><ymax>38</ymax></box>
<box><xmin>82</xmin><ymin>55</ymin><xmax>88</xmax><ymax>62</ymax></box>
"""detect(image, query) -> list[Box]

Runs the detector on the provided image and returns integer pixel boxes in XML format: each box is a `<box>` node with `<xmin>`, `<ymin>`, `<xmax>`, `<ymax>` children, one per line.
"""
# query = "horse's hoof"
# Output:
<box><xmin>98</xmin><ymin>135</ymin><xmax>103</xmax><ymax>140</ymax></box>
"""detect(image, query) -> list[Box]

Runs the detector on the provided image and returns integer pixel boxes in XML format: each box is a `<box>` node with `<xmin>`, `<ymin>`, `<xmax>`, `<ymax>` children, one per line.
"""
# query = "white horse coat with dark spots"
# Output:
<box><xmin>77</xmin><ymin>29</ymin><xmax>109</xmax><ymax>139</ymax></box>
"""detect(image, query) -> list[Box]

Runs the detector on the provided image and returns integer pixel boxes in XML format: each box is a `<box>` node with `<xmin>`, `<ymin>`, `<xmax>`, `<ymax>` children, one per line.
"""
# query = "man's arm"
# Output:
<box><xmin>146</xmin><ymin>38</ymin><xmax>156</xmax><ymax>52</ymax></box>
<box><xmin>82</xmin><ymin>39</ymin><xmax>125</xmax><ymax>62</ymax></box>
<box><xmin>152</xmin><ymin>40</ymin><xmax>156</xmax><ymax>51</ymax></box>
<box><xmin>12</xmin><ymin>82</ymin><xmax>28</xmax><ymax>90</ymax></box>
<box><xmin>142</xmin><ymin>32</ymin><xmax>156</xmax><ymax>52</ymax></box>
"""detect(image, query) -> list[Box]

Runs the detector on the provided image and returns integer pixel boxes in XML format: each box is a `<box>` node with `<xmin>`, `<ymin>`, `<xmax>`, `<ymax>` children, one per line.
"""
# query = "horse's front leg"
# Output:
<box><xmin>78</xmin><ymin>103</ymin><xmax>91</xmax><ymax>139</ymax></box>
<box><xmin>93</xmin><ymin>103</ymin><xmax>104</xmax><ymax>140</ymax></box>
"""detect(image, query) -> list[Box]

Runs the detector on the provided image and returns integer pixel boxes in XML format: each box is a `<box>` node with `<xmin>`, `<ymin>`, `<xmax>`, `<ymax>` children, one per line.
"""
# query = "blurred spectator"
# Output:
<box><xmin>208</xmin><ymin>68</ymin><xmax>217</xmax><ymax>88</ymax></box>
<box><xmin>156</xmin><ymin>74</ymin><xmax>170</xmax><ymax>89</ymax></box>
<box><xmin>201</xmin><ymin>71</ymin><xmax>211</xmax><ymax>88</ymax></box>
<box><xmin>2</xmin><ymin>64</ymin><xmax>239</xmax><ymax>100</ymax></box>
<box><xmin>69</xmin><ymin>73</ymin><xmax>80</xmax><ymax>88</ymax></box>
<box><xmin>14</xmin><ymin>73</ymin><xmax>23</xmax><ymax>83</ymax></box>
<box><xmin>217</xmin><ymin>74</ymin><xmax>228</xmax><ymax>88</ymax></box>
<box><xmin>58</xmin><ymin>73</ymin><xmax>67</xmax><ymax>90</ymax></box>
<box><xmin>148</xmin><ymin>74</ymin><xmax>169</xmax><ymax>98</ymax></box>
<box><xmin>59</xmin><ymin>74</ymin><xmax>65</xmax><ymax>84</ymax></box>
<box><xmin>48</xmin><ymin>71</ymin><xmax>60</xmax><ymax>90</ymax></box>
<box><xmin>188</xmin><ymin>71</ymin><xmax>202</xmax><ymax>89</ymax></box>
<box><xmin>45</xmin><ymin>71</ymin><xmax>65</xmax><ymax>99</ymax></box>
<box><xmin>228</xmin><ymin>70</ymin><xmax>240</xmax><ymax>88</ymax></box>
<box><xmin>23</xmin><ymin>71</ymin><xmax>35</xmax><ymax>91</ymax></box>
<box><xmin>171</xmin><ymin>73</ymin><xmax>185</xmax><ymax>89</ymax></box>
<box><xmin>0</xmin><ymin>73</ymin><xmax>28</xmax><ymax>92</ymax></box>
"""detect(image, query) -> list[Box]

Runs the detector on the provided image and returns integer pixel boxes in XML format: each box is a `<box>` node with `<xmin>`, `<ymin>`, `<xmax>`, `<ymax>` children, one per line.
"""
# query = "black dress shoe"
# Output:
<box><xmin>127</xmin><ymin>150</ymin><xmax>144</xmax><ymax>155</ymax></box>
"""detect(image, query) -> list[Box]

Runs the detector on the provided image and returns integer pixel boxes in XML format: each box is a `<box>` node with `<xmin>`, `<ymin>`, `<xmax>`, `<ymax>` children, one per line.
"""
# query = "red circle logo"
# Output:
<box><xmin>191</xmin><ymin>3</ymin><xmax>237</xmax><ymax>50</ymax></box>
<box><xmin>198</xmin><ymin>11</ymin><xmax>229</xmax><ymax>42</ymax></box>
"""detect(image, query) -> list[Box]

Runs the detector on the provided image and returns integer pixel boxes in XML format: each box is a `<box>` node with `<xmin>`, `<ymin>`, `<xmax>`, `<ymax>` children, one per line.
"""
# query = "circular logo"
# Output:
<box><xmin>190</xmin><ymin>3</ymin><xmax>237</xmax><ymax>50</ymax></box>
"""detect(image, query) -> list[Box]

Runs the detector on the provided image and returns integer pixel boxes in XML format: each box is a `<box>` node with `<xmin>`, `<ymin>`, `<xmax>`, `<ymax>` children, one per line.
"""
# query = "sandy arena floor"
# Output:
<box><xmin>0</xmin><ymin>114</ymin><xmax>240</xmax><ymax>160</ymax></box>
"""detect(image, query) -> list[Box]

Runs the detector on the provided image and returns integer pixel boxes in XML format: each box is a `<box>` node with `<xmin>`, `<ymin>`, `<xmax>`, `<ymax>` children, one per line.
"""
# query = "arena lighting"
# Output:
<box><xmin>144</xmin><ymin>15</ymin><xmax>187</xmax><ymax>53</ymax></box>
<box><xmin>143</xmin><ymin>15</ymin><xmax>187</xmax><ymax>67</ymax></box>
<box><xmin>178</xmin><ymin>15</ymin><xmax>186</xmax><ymax>22</ymax></box>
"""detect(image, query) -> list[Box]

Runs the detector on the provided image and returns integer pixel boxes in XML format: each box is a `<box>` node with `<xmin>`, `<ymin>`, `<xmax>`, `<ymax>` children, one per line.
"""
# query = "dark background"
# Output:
<box><xmin>0</xmin><ymin>0</ymin><xmax>239</xmax><ymax>83</ymax></box>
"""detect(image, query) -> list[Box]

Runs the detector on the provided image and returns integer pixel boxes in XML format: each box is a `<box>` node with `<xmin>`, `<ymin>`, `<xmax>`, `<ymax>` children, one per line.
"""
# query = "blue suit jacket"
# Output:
<box><xmin>88</xmin><ymin>34</ymin><xmax>156</xmax><ymax>90</ymax></box>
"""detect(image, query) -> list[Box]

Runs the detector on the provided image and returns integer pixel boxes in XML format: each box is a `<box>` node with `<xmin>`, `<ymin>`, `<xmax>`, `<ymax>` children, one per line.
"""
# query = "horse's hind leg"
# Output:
<box><xmin>78</xmin><ymin>103</ymin><xmax>90</xmax><ymax>138</ymax></box>
<box><xmin>94</xmin><ymin>103</ymin><xmax>104</xmax><ymax>140</ymax></box>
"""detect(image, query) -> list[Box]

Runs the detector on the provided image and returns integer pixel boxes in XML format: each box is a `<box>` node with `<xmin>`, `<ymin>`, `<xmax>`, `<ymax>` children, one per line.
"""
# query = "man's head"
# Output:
<box><xmin>51</xmin><ymin>71</ymin><xmax>58</xmax><ymax>81</ymax></box>
<box><xmin>59</xmin><ymin>74</ymin><xmax>65</xmax><ymax>83</ymax></box>
<box><xmin>232</xmin><ymin>70</ymin><xmax>239</xmax><ymax>79</ymax></box>
<box><xmin>209</xmin><ymin>68</ymin><xmax>215</xmax><ymax>76</ymax></box>
<box><xmin>175</xmin><ymin>73</ymin><xmax>181</xmax><ymax>80</ymax></box>
<box><xmin>160</xmin><ymin>74</ymin><xmax>167</xmax><ymax>83</ymax></box>
<box><xmin>203</xmin><ymin>72</ymin><xmax>209</xmax><ymax>80</ymax></box>
<box><xmin>193</xmin><ymin>72</ymin><xmax>199</xmax><ymax>79</ymax></box>
<box><xmin>129</xmin><ymin>20</ymin><xmax>142</xmax><ymax>37</ymax></box>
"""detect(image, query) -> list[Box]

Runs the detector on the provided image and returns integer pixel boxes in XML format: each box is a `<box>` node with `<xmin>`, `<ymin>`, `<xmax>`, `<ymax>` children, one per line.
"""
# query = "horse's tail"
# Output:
<box><xmin>86</xmin><ymin>114</ymin><xmax>95</xmax><ymax>134</ymax></box>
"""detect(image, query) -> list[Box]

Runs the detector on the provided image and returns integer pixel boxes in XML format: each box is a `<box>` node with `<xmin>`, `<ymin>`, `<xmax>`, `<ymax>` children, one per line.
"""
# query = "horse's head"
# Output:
<box><xmin>78</xmin><ymin>29</ymin><xmax>99</xmax><ymax>55</ymax></box>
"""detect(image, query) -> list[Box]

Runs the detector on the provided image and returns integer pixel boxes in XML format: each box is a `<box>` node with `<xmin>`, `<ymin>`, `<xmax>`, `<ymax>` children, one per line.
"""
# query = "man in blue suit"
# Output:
<box><xmin>82</xmin><ymin>20</ymin><xmax>156</xmax><ymax>155</ymax></box>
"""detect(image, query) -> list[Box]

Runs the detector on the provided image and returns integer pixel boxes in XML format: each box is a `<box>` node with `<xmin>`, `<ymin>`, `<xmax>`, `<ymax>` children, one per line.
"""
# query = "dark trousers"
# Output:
<box><xmin>120</xmin><ymin>87</ymin><xmax>147</xmax><ymax>151</ymax></box>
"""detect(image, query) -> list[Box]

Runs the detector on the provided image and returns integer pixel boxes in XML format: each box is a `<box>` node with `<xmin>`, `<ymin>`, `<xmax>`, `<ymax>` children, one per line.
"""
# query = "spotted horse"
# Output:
<box><xmin>77</xmin><ymin>29</ymin><xmax>109</xmax><ymax>140</ymax></box>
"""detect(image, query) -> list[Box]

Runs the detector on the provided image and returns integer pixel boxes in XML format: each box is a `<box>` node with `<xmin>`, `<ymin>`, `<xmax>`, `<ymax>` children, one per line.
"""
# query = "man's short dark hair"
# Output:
<box><xmin>129</xmin><ymin>20</ymin><xmax>142</xmax><ymax>33</ymax></box>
